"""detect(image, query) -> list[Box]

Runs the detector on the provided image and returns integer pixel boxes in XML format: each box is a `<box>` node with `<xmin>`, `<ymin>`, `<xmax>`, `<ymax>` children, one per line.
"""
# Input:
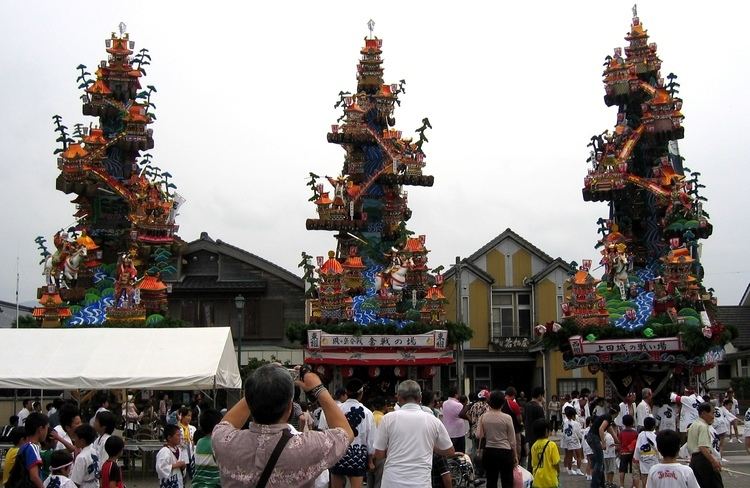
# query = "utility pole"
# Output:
<box><xmin>454</xmin><ymin>256</ymin><xmax>465</xmax><ymax>395</ymax></box>
<box><xmin>234</xmin><ymin>295</ymin><xmax>246</xmax><ymax>367</ymax></box>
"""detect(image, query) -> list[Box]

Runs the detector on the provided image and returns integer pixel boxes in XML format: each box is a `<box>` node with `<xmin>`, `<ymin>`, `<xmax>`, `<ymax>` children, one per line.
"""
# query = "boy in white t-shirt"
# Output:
<box><xmin>561</xmin><ymin>407</ymin><xmax>584</xmax><ymax>476</ymax></box>
<box><xmin>634</xmin><ymin>417</ymin><xmax>659</xmax><ymax>485</ymax></box>
<box><xmin>70</xmin><ymin>424</ymin><xmax>100</xmax><ymax>488</ymax></box>
<box><xmin>43</xmin><ymin>450</ymin><xmax>77</xmax><ymax>488</ymax></box>
<box><xmin>744</xmin><ymin>406</ymin><xmax>750</xmax><ymax>454</ymax></box>
<box><xmin>603</xmin><ymin>430</ymin><xmax>617</xmax><ymax>485</ymax></box>
<box><xmin>646</xmin><ymin>429</ymin><xmax>699</xmax><ymax>488</ymax></box>
<box><xmin>92</xmin><ymin>410</ymin><xmax>116</xmax><ymax>467</ymax></box>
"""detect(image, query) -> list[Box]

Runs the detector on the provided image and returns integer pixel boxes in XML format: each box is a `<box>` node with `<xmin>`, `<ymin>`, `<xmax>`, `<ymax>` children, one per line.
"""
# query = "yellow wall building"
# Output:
<box><xmin>443</xmin><ymin>228</ymin><xmax>604</xmax><ymax>398</ymax></box>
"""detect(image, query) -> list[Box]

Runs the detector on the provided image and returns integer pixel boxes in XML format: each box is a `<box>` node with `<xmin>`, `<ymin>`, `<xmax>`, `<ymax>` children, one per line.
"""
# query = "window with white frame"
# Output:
<box><xmin>556</xmin><ymin>294</ymin><xmax>564</xmax><ymax>321</ymax></box>
<box><xmin>491</xmin><ymin>292</ymin><xmax>532</xmax><ymax>340</ymax></box>
<box><xmin>739</xmin><ymin>359</ymin><xmax>750</xmax><ymax>378</ymax></box>
<box><xmin>557</xmin><ymin>379</ymin><xmax>597</xmax><ymax>398</ymax></box>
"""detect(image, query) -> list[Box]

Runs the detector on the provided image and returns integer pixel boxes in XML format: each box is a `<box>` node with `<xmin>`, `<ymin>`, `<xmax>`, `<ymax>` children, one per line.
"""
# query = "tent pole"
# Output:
<box><xmin>213</xmin><ymin>379</ymin><xmax>217</xmax><ymax>408</ymax></box>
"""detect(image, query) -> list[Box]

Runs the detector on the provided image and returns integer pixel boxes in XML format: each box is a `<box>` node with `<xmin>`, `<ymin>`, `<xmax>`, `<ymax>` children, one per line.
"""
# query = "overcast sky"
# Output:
<box><xmin>1</xmin><ymin>1</ymin><xmax>748</xmax><ymax>307</ymax></box>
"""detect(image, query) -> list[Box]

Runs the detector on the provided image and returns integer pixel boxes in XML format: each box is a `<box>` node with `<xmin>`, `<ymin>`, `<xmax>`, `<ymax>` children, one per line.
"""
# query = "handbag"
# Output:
<box><xmin>257</xmin><ymin>428</ymin><xmax>293</xmax><ymax>488</ymax></box>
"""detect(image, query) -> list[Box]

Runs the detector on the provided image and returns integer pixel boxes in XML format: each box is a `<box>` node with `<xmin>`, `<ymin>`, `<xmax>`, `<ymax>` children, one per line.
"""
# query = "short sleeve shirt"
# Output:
<box><xmin>646</xmin><ymin>463</ymin><xmax>700</xmax><ymax>488</ymax></box>
<box><xmin>70</xmin><ymin>444</ymin><xmax>100</xmax><ymax>488</ymax></box>
<box><xmin>374</xmin><ymin>403</ymin><xmax>453</xmax><ymax>488</ymax></box>
<box><xmin>19</xmin><ymin>442</ymin><xmax>43</xmax><ymax>471</ymax></box>
<box><xmin>212</xmin><ymin>421</ymin><xmax>349</xmax><ymax>488</ymax></box>
<box><xmin>686</xmin><ymin>418</ymin><xmax>712</xmax><ymax>454</ymax></box>
<box><xmin>530</xmin><ymin>439</ymin><xmax>560</xmax><ymax>488</ymax></box>
<box><xmin>655</xmin><ymin>405</ymin><xmax>676</xmax><ymax>431</ymax></box>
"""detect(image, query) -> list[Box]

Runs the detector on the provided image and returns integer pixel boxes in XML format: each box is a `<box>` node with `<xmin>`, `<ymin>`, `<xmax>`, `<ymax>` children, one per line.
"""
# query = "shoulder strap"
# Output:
<box><xmin>533</xmin><ymin>440</ymin><xmax>552</xmax><ymax>475</ymax></box>
<box><xmin>257</xmin><ymin>429</ymin><xmax>293</xmax><ymax>488</ymax></box>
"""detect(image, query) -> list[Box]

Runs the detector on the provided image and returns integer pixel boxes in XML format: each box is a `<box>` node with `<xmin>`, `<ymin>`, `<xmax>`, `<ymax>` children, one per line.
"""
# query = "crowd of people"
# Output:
<box><xmin>1</xmin><ymin>379</ymin><xmax>748</xmax><ymax>488</ymax></box>
<box><xmin>1</xmin><ymin>392</ymin><xmax>222</xmax><ymax>488</ymax></box>
<box><xmin>554</xmin><ymin>386</ymin><xmax>749</xmax><ymax>488</ymax></box>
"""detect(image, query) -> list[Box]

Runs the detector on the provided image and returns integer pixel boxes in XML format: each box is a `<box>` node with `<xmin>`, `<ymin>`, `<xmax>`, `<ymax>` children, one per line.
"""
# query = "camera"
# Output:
<box><xmin>287</xmin><ymin>365</ymin><xmax>311</xmax><ymax>382</ymax></box>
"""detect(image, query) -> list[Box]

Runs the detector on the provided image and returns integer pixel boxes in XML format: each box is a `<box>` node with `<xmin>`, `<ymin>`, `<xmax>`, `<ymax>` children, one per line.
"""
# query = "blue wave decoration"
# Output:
<box><xmin>612</xmin><ymin>262</ymin><xmax>659</xmax><ymax>330</ymax></box>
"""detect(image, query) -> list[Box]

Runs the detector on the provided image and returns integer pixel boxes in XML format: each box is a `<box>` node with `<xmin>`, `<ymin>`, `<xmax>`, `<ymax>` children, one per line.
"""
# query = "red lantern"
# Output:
<box><xmin>421</xmin><ymin>366</ymin><xmax>437</xmax><ymax>379</ymax></box>
<box><xmin>393</xmin><ymin>366</ymin><xmax>407</xmax><ymax>378</ymax></box>
<box><xmin>340</xmin><ymin>366</ymin><xmax>354</xmax><ymax>378</ymax></box>
<box><xmin>368</xmin><ymin>366</ymin><xmax>381</xmax><ymax>378</ymax></box>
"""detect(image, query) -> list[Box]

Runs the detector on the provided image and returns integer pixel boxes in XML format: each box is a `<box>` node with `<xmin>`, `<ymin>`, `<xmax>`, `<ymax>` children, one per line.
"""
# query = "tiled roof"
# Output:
<box><xmin>171</xmin><ymin>276</ymin><xmax>266</xmax><ymax>292</ymax></box>
<box><xmin>716</xmin><ymin>306</ymin><xmax>750</xmax><ymax>351</ymax></box>
<box><xmin>181</xmin><ymin>233</ymin><xmax>303</xmax><ymax>289</ymax></box>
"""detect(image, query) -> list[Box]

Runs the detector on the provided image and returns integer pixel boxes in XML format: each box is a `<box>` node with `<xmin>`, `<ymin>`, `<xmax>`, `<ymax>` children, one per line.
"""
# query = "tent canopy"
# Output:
<box><xmin>0</xmin><ymin>327</ymin><xmax>242</xmax><ymax>390</ymax></box>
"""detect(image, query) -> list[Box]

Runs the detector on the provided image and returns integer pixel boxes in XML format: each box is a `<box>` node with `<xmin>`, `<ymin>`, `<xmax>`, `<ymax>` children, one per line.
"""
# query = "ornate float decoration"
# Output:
<box><xmin>287</xmin><ymin>21</ymin><xmax>471</xmax><ymax>371</ymax></box>
<box><xmin>34</xmin><ymin>24</ymin><xmax>182</xmax><ymax>327</ymax></box>
<box><xmin>543</xmin><ymin>8</ymin><xmax>736</xmax><ymax>397</ymax></box>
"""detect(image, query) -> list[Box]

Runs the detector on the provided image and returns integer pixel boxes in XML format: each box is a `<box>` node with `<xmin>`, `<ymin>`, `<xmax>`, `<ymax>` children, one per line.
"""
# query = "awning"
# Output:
<box><xmin>0</xmin><ymin>327</ymin><xmax>242</xmax><ymax>390</ymax></box>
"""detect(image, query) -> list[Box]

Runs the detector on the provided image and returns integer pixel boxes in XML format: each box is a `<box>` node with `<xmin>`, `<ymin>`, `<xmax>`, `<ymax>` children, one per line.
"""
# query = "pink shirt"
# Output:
<box><xmin>441</xmin><ymin>398</ymin><xmax>466</xmax><ymax>438</ymax></box>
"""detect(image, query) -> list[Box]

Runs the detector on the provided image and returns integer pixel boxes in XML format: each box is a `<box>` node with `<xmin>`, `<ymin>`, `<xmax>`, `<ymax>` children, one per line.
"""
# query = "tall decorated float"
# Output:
<box><xmin>34</xmin><ymin>24</ymin><xmax>183</xmax><ymax>327</ymax></box>
<box><xmin>286</xmin><ymin>21</ymin><xmax>471</xmax><ymax>392</ymax></box>
<box><xmin>540</xmin><ymin>8</ymin><xmax>735</xmax><ymax>399</ymax></box>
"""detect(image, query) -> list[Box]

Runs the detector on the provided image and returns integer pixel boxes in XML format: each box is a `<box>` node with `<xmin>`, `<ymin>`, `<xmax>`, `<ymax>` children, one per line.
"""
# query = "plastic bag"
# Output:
<box><xmin>513</xmin><ymin>465</ymin><xmax>533</xmax><ymax>488</ymax></box>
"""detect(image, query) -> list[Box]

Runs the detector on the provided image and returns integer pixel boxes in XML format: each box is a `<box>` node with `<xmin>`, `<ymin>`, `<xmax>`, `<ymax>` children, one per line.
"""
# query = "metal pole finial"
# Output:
<box><xmin>118</xmin><ymin>22</ymin><xmax>127</xmax><ymax>36</ymax></box>
<box><xmin>367</xmin><ymin>19</ymin><xmax>375</xmax><ymax>38</ymax></box>
<box><xmin>632</xmin><ymin>4</ymin><xmax>637</xmax><ymax>18</ymax></box>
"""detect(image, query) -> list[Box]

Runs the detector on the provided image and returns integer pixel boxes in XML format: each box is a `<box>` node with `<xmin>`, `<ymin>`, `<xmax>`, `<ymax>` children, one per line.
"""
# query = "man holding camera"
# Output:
<box><xmin>213</xmin><ymin>364</ymin><xmax>354</xmax><ymax>487</ymax></box>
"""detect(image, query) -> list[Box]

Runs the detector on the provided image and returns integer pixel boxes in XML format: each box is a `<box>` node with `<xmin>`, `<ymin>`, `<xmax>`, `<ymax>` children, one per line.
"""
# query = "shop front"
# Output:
<box><xmin>304</xmin><ymin>329</ymin><xmax>454</xmax><ymax>402</ymax></box>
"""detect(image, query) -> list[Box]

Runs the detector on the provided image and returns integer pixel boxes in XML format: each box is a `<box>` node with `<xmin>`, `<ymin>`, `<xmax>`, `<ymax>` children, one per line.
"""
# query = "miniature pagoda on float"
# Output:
<box><xmin>541</xmin><ymin>7</ymin><xmax>735</xmax><ymax>398</ymax></box>
<box><xmin>289</xmin><ymin>21</ymin><xmax>465</xmax><ymax>383</ymax></box>
<box><xmin>34</xmin><ymin>23</ymin><xmax>182</xmax><ymax>327</ymax></box>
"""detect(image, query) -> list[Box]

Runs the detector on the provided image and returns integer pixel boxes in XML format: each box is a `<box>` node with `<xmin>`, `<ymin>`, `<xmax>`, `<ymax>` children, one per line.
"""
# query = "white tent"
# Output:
<box><xmin>0</xmin><ymin>327</ymin><xmax>242</xmax><ymax>390</ymax></box>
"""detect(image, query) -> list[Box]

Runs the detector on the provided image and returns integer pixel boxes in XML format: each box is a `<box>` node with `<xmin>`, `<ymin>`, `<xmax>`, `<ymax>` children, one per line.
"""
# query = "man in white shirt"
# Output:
<box><xmin>17</xmin><ymin>399</ymin><xmax>32</xmax><ymax>427</ymax></box>
<box><xmin>562</xmin><ymin>391</ymin><xmax>579</xmax><ymax>415</ymax></box>
<box><xmin>636</xmin><ymin>387</ymin><xmax>653</xmax><ymax>429</ymax></box>
<box><xmin>89</xmin><ymin>394</ymin><xmax>110</xmax><ymax>427</ymax></box>
<box><xmin>726</xmin><ymin>388</ymin><xmax>740</xmax><ymax>442</ymax></box>
<box><xmin>655</xmin><ymin>402</ymin><xmax>676</xmax><ymax>432</ymax></box>
<box><xmin>615</xmin><ymin>392</ymin><xmax>636</xmax><ymax>429</ymax></box>
<box><xmin>374</xmin><ymin>380</ymin><xmax>454</xmax><ymax>488</ymax></box>
<box><xmin>671</xmin><ymin>389</ymin><xmax>703</xmax><ymax>435</ymax></box>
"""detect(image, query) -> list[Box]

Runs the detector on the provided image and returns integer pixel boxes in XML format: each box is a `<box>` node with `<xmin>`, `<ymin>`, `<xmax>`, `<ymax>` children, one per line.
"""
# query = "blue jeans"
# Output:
<box><xmin>587</xmin><ymin>433</ymin><xmax>605</xmax><ymax>488</ymax></box>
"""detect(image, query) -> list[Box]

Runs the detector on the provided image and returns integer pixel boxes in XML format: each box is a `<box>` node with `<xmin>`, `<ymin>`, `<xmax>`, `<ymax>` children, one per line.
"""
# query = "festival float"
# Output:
<box><xmin>286</xmin><ymin>21</ymin><xmax>471</xmax><ymax>389</ymax></box>
<box><xmin>33</xmin><ymin>24</ymin><xmax>183</xmax><ymax>327</ymax></box>
<box><xmin>540</xmin><ymin>8</ymin><xmax>735</xmax><ymax>398</ymax></box>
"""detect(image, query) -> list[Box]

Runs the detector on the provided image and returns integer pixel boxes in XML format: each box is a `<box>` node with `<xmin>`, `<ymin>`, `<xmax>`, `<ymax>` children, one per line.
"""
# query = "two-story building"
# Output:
<box><xmin>443</xmin><ymin>228</ymin><xmax>604</xmax><ymax>398</ymax></box>
<box><xmin>166</xmin><ymin>232</ymin><xmax>306</xmax><ymax>365</ymax></box>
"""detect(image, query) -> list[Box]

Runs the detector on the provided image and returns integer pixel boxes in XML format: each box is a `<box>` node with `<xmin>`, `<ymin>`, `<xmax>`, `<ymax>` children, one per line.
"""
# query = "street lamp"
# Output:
<box><xmin>234</xmin><ymin>294</ymin><xmax>246</xmax><ymax>366</ymax></box>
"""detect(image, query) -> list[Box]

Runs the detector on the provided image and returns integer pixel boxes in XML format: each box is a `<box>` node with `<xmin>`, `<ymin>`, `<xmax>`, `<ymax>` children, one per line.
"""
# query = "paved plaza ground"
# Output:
<box><xmin>120</xmin><ymin>435</ymin><xmax>750</xmax><ymax>487</ymax></box>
